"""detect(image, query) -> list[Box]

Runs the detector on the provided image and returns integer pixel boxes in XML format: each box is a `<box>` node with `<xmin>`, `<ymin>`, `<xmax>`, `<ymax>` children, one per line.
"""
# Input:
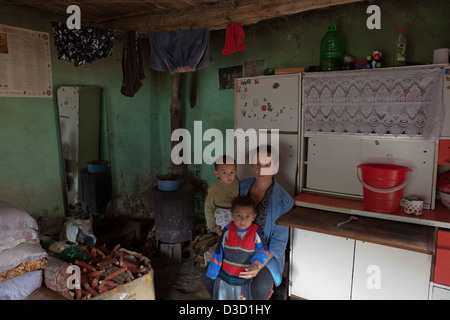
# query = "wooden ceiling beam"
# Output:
<box><xmin>102</xmin><ymin>0</ymin><xmax>363</xmax><ymax>32</ymax></box>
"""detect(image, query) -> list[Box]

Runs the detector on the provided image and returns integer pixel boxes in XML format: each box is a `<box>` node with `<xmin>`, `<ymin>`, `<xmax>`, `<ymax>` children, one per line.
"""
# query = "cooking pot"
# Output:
<box><xmin>157</xmin><ymin>175</ymin><xmax>182</xmax><ymax>191</ymax></box>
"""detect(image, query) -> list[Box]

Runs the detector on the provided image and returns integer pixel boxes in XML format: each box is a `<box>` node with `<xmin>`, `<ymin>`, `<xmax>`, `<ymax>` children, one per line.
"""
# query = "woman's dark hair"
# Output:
<box><xmin>250</xmin><ymin>144</ymin><xmax>279</xmax><ymax>167</ymax></box>
<box><xmin>231</xmin><ymin>196</ymin><xmax>257</xmax><ymax>212</ymax></box>
<box><xmin>257</xmin><ymin>145</ymin><xmax>272</xmax><ymax>155</ymax></box>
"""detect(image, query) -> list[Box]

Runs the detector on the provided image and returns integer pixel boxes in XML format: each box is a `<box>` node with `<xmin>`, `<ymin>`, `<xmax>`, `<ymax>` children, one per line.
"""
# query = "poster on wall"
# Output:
<box><xmin>243</xmin><ymin>59</ymin><xmax>265</xmax><ymax>77</ymax></box>
<box><xmin>0</xmin><ymin>24</ymin><xmax>52</xmax><ymax>98</ymax></box>
<box><xmin>218</xmin><ymin>65</ymin><xmax>243</xmax><ymax>90</ymax></box>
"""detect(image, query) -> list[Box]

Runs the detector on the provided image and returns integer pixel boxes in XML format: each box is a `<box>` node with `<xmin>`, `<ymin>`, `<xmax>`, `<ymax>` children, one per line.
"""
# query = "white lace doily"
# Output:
<box><xmin>303</xmin><ymin>65</ymin><xmax>445</xmax><ymax>139</ymax></box>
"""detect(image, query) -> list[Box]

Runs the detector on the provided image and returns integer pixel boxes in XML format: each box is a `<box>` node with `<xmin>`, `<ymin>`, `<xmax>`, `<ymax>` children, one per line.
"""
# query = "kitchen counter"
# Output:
<box><xmin>278</xmin><ymin>204</ymin><xmax>436</xmax><ymax>300</ymax></box>
<box><xmin>293</xmin><ymin>193</ymin><xmax>450</xmax><ymax>229</ymax></box>
<box><xmin>276</xmin><ymin>205</ymin><xmax>436</xmax><ymax>254</ymax></box>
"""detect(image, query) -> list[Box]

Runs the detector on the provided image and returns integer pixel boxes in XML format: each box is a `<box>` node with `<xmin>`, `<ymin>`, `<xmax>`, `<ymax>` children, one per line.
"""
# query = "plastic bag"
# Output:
<box><xmin>59</xmin><ymin>215</ymin><xmax>96</xmax><ymax>246</ymax></box>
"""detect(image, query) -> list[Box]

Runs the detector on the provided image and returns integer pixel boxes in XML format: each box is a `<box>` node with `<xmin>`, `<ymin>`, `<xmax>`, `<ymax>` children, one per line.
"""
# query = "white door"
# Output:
<box><xmin>290</xmin><ymin>229</ymin><xmax>355</xmax><ymax>300</ymax></box>
<box><xmin>351</xmin><ymin>240</ymin><xmax>432</xmax><ymax>300</ymax></box>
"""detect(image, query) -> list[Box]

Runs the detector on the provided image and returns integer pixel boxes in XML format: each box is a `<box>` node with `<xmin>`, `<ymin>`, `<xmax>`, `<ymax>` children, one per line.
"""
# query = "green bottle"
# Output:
<box><xmin>320</xmin><ymin>22</ymin><xmax>344</xmax><ymax>71</ymax></box>
<box><xmin>41</xmin><ymin>239</ymin><xmax>90</xmax><ymax>263</ymax></box>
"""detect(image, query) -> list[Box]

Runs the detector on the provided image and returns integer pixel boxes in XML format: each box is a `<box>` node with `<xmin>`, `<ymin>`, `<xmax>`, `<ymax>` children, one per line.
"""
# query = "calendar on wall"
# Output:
<box><xmin>0</xmin><ymin>24</ymin><xmax>52</xmax><ymax>98</ymax></box>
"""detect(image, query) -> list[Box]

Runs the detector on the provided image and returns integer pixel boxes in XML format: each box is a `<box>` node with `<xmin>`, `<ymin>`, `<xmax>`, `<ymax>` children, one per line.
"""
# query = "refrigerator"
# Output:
<box><xmin>234</xmin><ymin>73</ymin><xmax>302</xmax><ymax>196</ymax></box>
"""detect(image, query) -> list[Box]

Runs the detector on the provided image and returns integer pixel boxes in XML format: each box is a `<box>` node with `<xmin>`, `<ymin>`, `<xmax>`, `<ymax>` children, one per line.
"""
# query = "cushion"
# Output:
<box><xmin>0</xmin><ymin>228</ymin><xmax>39</xmax><ymax>252</ymax></box>
<box><xmin>0</xmin><ymin>270</ymin><xmax>43</xmax><ymax>300</ymax></box>
<box><xmin>0</xmin><ymin>240</ymin><xmax>47</xmax><ymax>273</ymax></box>
<box><xmin>0</xmin><ymin>201</ymin><xmax>38</xmax><ymax>231</ymax></box>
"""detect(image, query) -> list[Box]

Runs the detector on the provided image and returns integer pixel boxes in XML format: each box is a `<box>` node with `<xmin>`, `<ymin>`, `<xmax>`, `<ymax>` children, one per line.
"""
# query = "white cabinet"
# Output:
<box><xmin>430</xmin><ymin>283</ymin><xmax>450</xmax><ymax>300</ymax></box>
<box><xmin>290</xmin><ymin>228</ymin><xmax>354</xmax><ymax>300</ymax></box>
<box><xmin>352</xmin><ymin>241</ymin><xmax>431</xmax><ymax>300</ymax></box>
<box><xmin>290</xmin><ymin>229</ymin><xmax>432</xmax><ymax>300</ymax></box>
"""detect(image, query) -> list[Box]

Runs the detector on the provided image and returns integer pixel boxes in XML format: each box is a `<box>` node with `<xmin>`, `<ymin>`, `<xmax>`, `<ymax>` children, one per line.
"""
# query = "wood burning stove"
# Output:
<box><xmin>153</xmin><ymin>184</ymin><xmax>194</xmax><ymax>259</ymax></box>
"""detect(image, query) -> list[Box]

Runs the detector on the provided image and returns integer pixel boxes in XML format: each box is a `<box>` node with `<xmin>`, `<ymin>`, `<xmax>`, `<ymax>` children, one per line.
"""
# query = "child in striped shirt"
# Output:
<box><xmin>206</xmin><ymin>196</ymin><xmax>269</xmax><ymax>300</ymax></box>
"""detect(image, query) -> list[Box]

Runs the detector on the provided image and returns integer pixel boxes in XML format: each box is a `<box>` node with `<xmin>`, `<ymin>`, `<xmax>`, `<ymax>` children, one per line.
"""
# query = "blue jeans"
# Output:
<box><xmin>201</xmin><ymin>264</ymin><xmax>274</xmax><ymax>300</ymax></box>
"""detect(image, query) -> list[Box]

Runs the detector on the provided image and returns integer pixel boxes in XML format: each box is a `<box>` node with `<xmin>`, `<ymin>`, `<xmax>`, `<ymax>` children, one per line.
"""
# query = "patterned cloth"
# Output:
<box><xmin>254</xmin><ymin>182</ymin><xmax>274</xmax><ymax>230</ymax></box>
<box><xmin>302</xmin><ymin>65</ymin><xmax>445</xmax><ymax>139</ymax></box>
<box><xmin>42</xmin><ymin>256</ymin><xmax>74</xmax><ymax>300</ymax></box>
<box><xmin>51</xmin><ymin>22</ymin><xmax>114</xmax><ymax>67</ymax></box>
<box><xmin>0</xmin><ymin>258</ymin><xmax>46</xmax><ymax>283</ymax></box>
<box><xmin>213</xmin><ymin>207</ymin><xmax>232</xmax><ymax>229</ymax></box>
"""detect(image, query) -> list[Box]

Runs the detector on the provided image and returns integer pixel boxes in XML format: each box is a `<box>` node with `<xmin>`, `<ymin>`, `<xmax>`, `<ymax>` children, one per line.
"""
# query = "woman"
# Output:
<box><xmin>202</xmin><ymin>145</ymin><xmax>294</xmax><ymax>299</ymax></box>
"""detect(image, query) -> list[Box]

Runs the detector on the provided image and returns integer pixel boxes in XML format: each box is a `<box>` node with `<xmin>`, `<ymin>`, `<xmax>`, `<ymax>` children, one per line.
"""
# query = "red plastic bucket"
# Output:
<box><xmin>357</xmin><ymin>163</ymin><xmax>411</xmax><ymax>213</ymax></box>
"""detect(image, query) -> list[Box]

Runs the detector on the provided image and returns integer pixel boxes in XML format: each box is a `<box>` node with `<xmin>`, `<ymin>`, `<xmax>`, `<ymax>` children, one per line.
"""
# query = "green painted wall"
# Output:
<box><xmin>0</xmin><ymin>4</ymin><xmax>162</xmax><ymax>217</ymax></box>
<box><xmin>0</xmin><ymin>0</ymin><xmax>448</xmax><ymax>221</ymax></box>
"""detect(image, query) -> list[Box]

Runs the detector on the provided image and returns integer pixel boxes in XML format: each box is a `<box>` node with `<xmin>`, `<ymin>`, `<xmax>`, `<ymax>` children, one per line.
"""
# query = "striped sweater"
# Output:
<box><xmin>206</xmin><ymin>221</ymin><xmax>269</xmax><ymax>285</ymax></box>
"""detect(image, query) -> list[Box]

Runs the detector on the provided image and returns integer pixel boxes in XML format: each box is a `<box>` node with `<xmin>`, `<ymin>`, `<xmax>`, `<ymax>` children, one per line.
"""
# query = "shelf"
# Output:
<box><xmin>293</xmin><ymin>193</ymin><xmax>450</xmax><ymax>229</ymax></box>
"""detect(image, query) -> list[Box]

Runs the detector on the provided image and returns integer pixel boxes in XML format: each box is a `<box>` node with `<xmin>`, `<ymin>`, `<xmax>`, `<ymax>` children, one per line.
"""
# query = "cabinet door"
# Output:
<box><xmin>305</xmin><ymin>136</ymin><xmax>362</xmax><ymax>195</ymax></box>
<box><xmin>235</xmin><ymin>74</ymin><xmax>300</xmax><ymax>132</ymax></box>
<box><xmin>352</xmin><ymin>241</ymin><xmax>432</xmax><ymax>300</ymax></box>
<box><xmin>290</xmin><ymin>229</ymin><xmax>355</xmax><ymax>300</ymax></box>
<box><xmin>430</xmin><ymin>284</ymin><xmax>450</xmax><ymax>300</ymax></box>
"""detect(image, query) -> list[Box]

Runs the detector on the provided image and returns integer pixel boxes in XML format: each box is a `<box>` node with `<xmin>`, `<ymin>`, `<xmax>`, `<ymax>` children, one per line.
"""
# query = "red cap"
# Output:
<box><xmin>398</xmin><ymin>28</ymin><xmax>403</xmax><ymax>32</ymax></box>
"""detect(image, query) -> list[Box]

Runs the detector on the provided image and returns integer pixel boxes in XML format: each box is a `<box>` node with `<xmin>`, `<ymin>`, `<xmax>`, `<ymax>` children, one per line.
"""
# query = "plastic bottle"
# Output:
<box><xmin>41</xmin><ymin>239</ymin><xmax>91</xmax><ymax>263</ymax></box>
<box><xmin>394</xmin><ymin>29</ymin><xmax>407</xmax><ymax>66</ymax></box>
<box><xmin>320</xmin><ymin>22</ymin><xmax>344</xmax><ymax>71</ymax></box>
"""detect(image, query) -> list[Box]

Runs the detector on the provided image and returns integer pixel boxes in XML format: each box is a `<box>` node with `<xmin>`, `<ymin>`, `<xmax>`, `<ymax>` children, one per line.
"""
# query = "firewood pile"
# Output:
<box><xmin>190</xmin><ymin>233</ymin><xmax>218</xmax><ymax>266</ymax></box>
<box><xmin>73</xmin><ymin>243</ymin><xmax>151</xmax><ymax>299</ymax></box>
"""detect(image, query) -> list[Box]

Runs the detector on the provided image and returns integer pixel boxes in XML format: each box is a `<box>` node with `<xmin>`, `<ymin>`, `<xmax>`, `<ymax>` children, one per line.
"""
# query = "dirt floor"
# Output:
<box><xmin>150</xmin><ymin>251</ymin><xmax>210</xmax><ymax>300</ymax></box>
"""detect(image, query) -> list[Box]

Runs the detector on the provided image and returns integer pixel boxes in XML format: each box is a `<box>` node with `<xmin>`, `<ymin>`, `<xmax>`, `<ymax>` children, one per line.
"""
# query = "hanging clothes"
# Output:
<box><xmin>222</xmin><ymin>23</ymin><xmax>246</xmax><ymax>55</ymax></box>
<box><xmin>51</xmin><ymin>22</ymin><xmax>114</xmax><ymax>67</ymax></box>
<box><xmin>148</xmin><ymin>29</ymin><xmax>213</xmax><ymax>74</ymax></box>
<box><xmin>121</xmin><ymin>30</ymin><xmax>145</xmax><ymax>97</ymax></box>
